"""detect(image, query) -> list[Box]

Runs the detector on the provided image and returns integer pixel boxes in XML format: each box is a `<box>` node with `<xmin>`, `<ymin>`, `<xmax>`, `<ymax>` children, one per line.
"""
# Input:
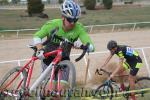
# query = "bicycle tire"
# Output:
<box><xmin>135</xmin><ymin>77</ymin><xmax>150</xmax><ymax>96</ymax></box>
<box><xmin>37</xmin><ymin>60</ymin><xmax>76</xmax><ymax>100</ymax></box>
<box><xmin>0</xmin><ymin>66</ymin><xmax>27</xmax><ymax>100</ymax></box>
<box><xmin>95</xmin><ymin>83</ymin><xmax>113</xmax><ymax>100</ymax></box>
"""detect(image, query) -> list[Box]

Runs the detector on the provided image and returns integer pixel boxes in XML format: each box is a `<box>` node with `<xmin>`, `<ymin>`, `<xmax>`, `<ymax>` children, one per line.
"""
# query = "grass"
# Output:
<box><xmin>81</xmin><ymin>91</ymin><xmax>150</xmax><ymax>100</ymax></box>
<box><xmin>2</xmin><ymin>88</ymin><xmax>150</xmax><ymax>100</ymax></box>
<box><xmin>1</xmin><ymin>5</ymin><xmax>150</xmax><ymax>30</ymax></box>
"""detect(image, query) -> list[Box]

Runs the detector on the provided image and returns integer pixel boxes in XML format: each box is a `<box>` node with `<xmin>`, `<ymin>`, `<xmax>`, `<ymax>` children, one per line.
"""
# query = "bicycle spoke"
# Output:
<box><xmin>95</xmin><ymin>84</ymin><xmax>113</xmax><ymax>100</ymax></box>
<box><xmin>0</xmin><ymin>67</ymin><xmax>27</xmax><ymax>99</ymax></box>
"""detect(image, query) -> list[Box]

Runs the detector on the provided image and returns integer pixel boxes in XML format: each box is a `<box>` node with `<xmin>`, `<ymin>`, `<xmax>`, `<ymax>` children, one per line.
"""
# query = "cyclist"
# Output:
<box><xmin>100</xmin><ymin>40</ymin><xmax>142</xmax><ymax>100</ymax></box>
<box><xmin>33</xmin><ymin>0</ymin><xmax>95</xmax><ymax>99</ymax></box>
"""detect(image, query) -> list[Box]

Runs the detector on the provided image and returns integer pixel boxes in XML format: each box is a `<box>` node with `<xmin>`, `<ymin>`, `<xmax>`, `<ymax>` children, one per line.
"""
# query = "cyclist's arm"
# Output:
<box><xmin>33</xmin><ymin>21</ymin><xmax>55</xmax><ymax>50</ymax></box>
<box><xmin>78</xmin><ymin>25</ymin><xmax>95</xmax><ymax>52</ymax></box>
<box><xmin>101</xmin><ymin>52</ymin><xmax>113</xmax><ymax>69</ymax></box>
<box><xmin>33</xmin><ymin>37</ymin><xmax>44</xmax><ymax>50</ymax></box>
<box><xmin>110</xmin><ymin>58</ymin><xmax>124</xmax><ymax>78</ymax></box>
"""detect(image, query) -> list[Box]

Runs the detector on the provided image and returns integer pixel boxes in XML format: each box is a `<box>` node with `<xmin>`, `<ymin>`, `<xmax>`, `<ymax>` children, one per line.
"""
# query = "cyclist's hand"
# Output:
<box><xmin>87</xmin><ymin>44</ymin><xmax>94</xmax><ymax>52</ymax></box>
<box><xmin>108</xmin><ymin>74</ymin><xmax>114</xmax><ymax>80</ymax></box>
<box><xmin>73</xmin><ymin>41</ymin><xmax>82</xmax><ymax>49</ymax></box>
<box><xmin>36</xmin><ymin>49</ymin><xmax>45</xmax><ymax>60</ymax></box>
<box><xmin>99</xmin><ymin>68</ymin><xmax>105</xmax><ymax>75</ymax></box>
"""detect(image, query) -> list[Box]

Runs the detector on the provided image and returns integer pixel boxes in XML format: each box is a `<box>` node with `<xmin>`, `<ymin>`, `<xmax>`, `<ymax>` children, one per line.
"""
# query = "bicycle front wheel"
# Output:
<box><xmin>0</xmin><ymin>66</ymin><xmax>27</xmax><ymax>100</ymax></box>
<box><xmin>95</xmin><ymin>84</ymin><xmax>113</xmax><ymax>100</ymax></box>
<box><xmin>37</xmin><ymin>60</ymin><xmax>76</xmax><ymax>100</ymax></box>
<box><xmin>58</xmin><ymin>60</ymin><xmax>76</xmax><ymax>100</ymax></box>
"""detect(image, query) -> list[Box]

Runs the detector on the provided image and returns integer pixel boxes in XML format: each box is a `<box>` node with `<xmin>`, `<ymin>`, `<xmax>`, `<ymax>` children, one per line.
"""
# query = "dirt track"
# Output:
<box><xmin>0</xmin><ymin>30</ymin><xmax>150</xmax><ymax>86</ymax></box>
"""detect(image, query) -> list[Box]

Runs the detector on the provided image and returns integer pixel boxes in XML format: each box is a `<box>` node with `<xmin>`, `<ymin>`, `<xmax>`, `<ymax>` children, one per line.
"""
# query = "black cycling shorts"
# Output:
<box><xmin>123</xmin><ymin>62</ymin><xmax>142</xmax><ymax>76</ymax></box>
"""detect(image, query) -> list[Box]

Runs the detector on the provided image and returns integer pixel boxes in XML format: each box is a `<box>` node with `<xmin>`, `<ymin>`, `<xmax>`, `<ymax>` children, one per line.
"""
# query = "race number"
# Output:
<box><xmin>126</xmin><ymin>47</ymin><xmax>134</xmax><ymax>56</ymax></box>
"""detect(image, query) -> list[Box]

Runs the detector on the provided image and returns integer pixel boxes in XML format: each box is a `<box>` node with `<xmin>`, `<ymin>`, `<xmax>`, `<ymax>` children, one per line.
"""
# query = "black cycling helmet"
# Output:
<box><xmin>107</xmin><ymin>40</ymin><xmax>117</xmax><ymax>50</ymax></box>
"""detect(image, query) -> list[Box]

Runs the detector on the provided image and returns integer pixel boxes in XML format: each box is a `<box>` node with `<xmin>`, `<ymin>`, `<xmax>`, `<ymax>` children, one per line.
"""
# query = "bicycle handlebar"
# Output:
<box><xmin>53</xmin><ymin>34</ymin><xmax>89</xmax><ymax>62</ymax></box>
<box><xmin>96</xmin><ymin>69</ymin><xmax>116</xmax><ymax>83</ymax></box>
<box><xmin>95</xmin><ymin>69</ymin><xmax>129</xmax><ymax>77</ymax></box>
<box><xmin>75</xmin><ymin>43</ymin><xmax>89</xmax><ymax>62</ymax></box>
<box><xmin>100</xmin><ymin>69</ymin><xmax>112</xmax><ymax>76</ymax></box>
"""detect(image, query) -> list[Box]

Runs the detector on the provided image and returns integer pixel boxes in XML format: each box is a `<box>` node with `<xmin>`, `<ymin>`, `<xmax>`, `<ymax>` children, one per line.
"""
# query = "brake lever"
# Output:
<box><xmin>75</xmin><ymin>43</ymin><xmax>89</xmax><ymax>62</ymax></box>
<box><xmin>75</xmin><ymin>48</ymin><xmax>86</xmax><ymax>62</ymax></box>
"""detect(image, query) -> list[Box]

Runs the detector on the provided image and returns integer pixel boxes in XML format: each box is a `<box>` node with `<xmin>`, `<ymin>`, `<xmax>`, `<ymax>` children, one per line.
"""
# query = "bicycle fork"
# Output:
<box><xmin>49</xmin><ymin>65</ymin><xmax>55</xmax><ymax>91</ymax></box>
<box><xmin>49</xmin><ymin>66</ymin><xmax>62</xmax><ymax>96</ymax></box>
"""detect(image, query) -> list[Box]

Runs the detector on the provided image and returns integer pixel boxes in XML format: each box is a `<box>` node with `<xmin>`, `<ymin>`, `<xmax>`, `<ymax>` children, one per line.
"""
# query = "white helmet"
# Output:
<box><xmin>60</xmin><ymin>0</ymin><xmax>81</xmax><ymax>19</ymax></box>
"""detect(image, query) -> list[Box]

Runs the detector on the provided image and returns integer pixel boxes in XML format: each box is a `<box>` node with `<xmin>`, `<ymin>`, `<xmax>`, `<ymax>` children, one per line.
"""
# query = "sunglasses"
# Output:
<box><xmin>66</xmin><ymin>18</ymin><xmax>78</xmax><ymax>23</ymax></box>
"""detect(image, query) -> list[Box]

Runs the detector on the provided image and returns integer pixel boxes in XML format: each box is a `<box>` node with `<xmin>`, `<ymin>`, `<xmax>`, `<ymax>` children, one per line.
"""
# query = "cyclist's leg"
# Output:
<box><xmin>129</xmin><ymin>75</ymin><xmax>136</xmax><ymax>100</ymax></box>
<box><xmin>129</xmin><ymin>62</ymin><xmax>142</xmax><ymax>100</ymax></box>
<box><xmin>118</xmin><ymin>62</ymin><xmax>127</xmax><ymax>76</ymax></box>
<box><xmin>117</xmin><ymin>62</ymin><xmax>128</xmax><ymax>91</ymax></box>
<box><xmin>60</xmin><ymin>65</ymin><xmax>70</xmax><ymax>90</ymax></box>
<box><xmin>57</xmin><ymin>59</ymin><xmax>76</xmax><ymax>100</ymax></box>
<box><xmin>48</xmin><ymin>64</ymin><xmax>70</xmax><ymax>100</ymax></box>
<box><xmin>59</xmin><ymin>57</ymin><xmax>70</xmax><ymax>90</ymax></box>
<box><xmin>40</xmin><ymin>56</ymin><xmax>57</xmax><ymax>97</ymax></box>
<box><xmin>48</xmin><ymin>57</ymin><xmax>70</xmax><ymax>99</ymax></box>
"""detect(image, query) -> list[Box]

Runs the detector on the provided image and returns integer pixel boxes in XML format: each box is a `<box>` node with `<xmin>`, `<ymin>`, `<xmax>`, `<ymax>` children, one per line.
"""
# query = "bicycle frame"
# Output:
<box><xmin>0</xmin><ymin>47</ymin><xmax>63</xmax><ymax>96</ymax></box>
<box><xmin>1</xmin><ymin>31</ymin><xmax>89</xmax><ymax>98</ymax></box>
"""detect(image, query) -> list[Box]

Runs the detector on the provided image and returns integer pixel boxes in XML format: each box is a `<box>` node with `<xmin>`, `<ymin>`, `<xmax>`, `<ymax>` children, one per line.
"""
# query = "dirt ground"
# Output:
<box><xmin>0</xmin><ymin>30</ymin><xmax>150</xmax><ymax>87</ymax></box>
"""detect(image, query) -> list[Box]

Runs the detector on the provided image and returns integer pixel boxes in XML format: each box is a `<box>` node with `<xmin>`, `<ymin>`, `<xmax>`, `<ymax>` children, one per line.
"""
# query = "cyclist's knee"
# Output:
<box><xmin>117</xmin><ymin>68</ymin><xmax>125</xmax><ymax>75</ymax></box>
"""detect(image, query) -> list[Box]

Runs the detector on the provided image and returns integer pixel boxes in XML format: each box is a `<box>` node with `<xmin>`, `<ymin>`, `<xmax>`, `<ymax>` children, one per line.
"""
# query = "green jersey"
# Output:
<box><xmin>34</xmin><ymin>19</ymin><xmax>94</xmax><ymax>50</ymax></box>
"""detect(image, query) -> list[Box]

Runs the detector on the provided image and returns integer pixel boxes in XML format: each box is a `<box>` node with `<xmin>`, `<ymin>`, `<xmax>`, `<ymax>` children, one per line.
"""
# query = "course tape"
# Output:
<box><xmin>95</xmin><ymin>87</ymin><xmax>150</xmax><ymax>98</ymax></box>
<box><xmin>81</xmin><ymin>88</ymin><xmax>150</xmax><ymax>100</ymax></box>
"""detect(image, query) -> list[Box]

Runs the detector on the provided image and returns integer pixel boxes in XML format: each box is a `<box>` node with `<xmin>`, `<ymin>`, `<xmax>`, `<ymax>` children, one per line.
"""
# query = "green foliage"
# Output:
<box><xmin>84</xmin><ymin>0</ymin><xmax>96</xmax><ymax>10</ymax></box>
<box><xmin>58</xmin><ymin>0</ymin><xmax>63</xmax><ymax>4</ymax></box>
<box><xmin>12</xmin><ymin>0</ymin><xmax>20</xmax><ymax>4</ymax></box>
<box><xmin>27</xmin><ymin>0</ymin><xmax>44</xmax><ymax>16</ymax></box>
<box><xmin>103</xmin><ymin>0</ymin><xmax>113</xmax><ymax>9</ymax></box>
<box><xmin>0</xmin><ymin>0</ymin><xmax>8</xmax><ymax>4</ymax></box>
<box><xmin>124</xmin><ymin>0</ymin><xmax>133</xmax><ymax>4</ymax></box>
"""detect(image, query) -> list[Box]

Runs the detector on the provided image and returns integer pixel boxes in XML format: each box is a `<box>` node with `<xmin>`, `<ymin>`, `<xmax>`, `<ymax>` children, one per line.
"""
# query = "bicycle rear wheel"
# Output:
<box><xmin>95</xmin><ymin>84</ymin><xmax>113</xmax><ymax>100</ymax></box>
<box><xmin>37</xmin><ymin>60</ymin><xmax>76</xmax><ymax>100</ymax></box>
<box><xmin>0</xmin><ymin>66</ymin><xmax>27</xmax><ymax>100</ymax></box>
<box><xmin>135</xmin><ymin>77</ymin><xmax>150</xmax><ymax>97</ymax></box>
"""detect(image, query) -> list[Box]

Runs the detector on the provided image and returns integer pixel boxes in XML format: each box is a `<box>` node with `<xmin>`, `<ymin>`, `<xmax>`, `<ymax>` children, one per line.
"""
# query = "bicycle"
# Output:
<box><xmin>94</xmin><ymin>68</ymin><xmax>150</xmax><ymax>100</ymax></box>
<box><xmin>0</xmin><ymin>29</ymin><xmax>89</xmax><ymax>100</ymax></box>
